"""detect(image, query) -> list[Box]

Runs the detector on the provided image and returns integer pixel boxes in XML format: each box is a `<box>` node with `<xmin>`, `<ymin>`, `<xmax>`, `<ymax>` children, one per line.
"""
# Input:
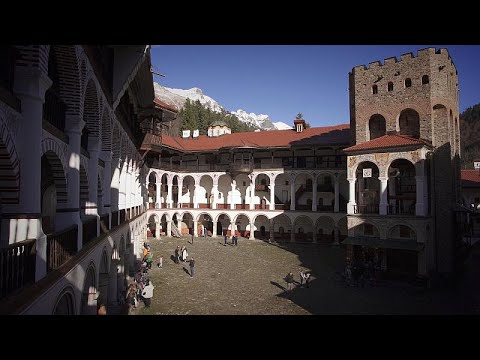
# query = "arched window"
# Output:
<box><xmin>388</xmin><ymin>82</ymin><xmax>393</xmax><ymax>91</ymax></box>
<box><xmin>405</xmin><ymin>78</ymin><xmax>412</xmax><ymax>88</ymax></box>
<box><xmin>369</xmin><ymin>114</ymin><xmax>386</xmax><ymax>140</ymax></box>
<box><xmin>399</xmin><ymin>109</ymin><xmax>420</xmax><ymax>138</ymax></box>
<box><xmin>422</xmin><ymin>75</ymin><xmax>429</xmax><ymax>85</ymax></box>
<box><xmin>372</xmin><ymin>85</ymin><xmax>378</xmax><ymax>94</ymax></box>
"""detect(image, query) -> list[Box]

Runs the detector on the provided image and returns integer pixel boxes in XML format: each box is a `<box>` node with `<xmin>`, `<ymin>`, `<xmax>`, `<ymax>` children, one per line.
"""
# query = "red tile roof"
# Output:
<box><xmin>161</xmin><ymin>124</ymin><xmax>350</xmax><ymax>152</ymax></box>
<box><xmin>344</xmin><ymin>134</ymin><xmax>430</xmax><ymax>152</ymax></box>
<box><xmin>154</xmin><ymin>98</ymin><xmax>177</xmax><ymax>113</ymax></box>
<box><xmin>461</xmin><ymin>170</ymin><xmax>480</xmax><ymax>188</ymax></box>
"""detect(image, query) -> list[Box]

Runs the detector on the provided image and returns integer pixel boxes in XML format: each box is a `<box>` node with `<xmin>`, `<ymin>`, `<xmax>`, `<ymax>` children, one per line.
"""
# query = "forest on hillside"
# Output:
<box><xmin>178</xmin><ymin>99</ymin><xmax>257</xmax><ymax>135</ymax></box>
<box><xmin>460</xmin><ymin>103</ymin><xmax>480</xmax><ymax>168</ymax></box>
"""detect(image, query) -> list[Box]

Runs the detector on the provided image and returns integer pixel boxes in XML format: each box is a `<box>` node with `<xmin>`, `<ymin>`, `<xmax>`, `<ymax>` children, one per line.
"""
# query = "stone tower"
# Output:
<box><xmin>345</xmin><ymin>48</ymin><xmax>461</xmax><ymax>281</ymax></box>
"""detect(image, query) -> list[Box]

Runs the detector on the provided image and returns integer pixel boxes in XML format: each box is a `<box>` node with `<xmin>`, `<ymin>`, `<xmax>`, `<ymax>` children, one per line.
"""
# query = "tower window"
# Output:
<box><xmin>405</xmin><ymin>78</ymin><xmax>412</xmax><ymax>88</ymax></box>
<box><xmin>372</xmin><ymin>85</ymin><xmax>378</xmax><ymax>94</ymax></box>
<box><xmin>388</xmin><ymin>82</ymin><xmax>393</xmax><ymax>91</ymax></box>
<box><xmin>422</xmin><ymin>75</ymin><xmax>429</xmax><ymax>84</ymax></box>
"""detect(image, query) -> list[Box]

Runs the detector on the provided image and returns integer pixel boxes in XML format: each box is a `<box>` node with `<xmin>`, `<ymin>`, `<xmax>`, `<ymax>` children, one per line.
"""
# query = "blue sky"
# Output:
<box><xmin>151</xmin><ymin>45</ymin><xmax>480</xmax><ymax>127</ymax></box>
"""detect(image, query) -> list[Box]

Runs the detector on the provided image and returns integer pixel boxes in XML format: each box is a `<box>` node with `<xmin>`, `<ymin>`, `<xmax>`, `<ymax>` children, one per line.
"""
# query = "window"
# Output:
<box><xmin>372</xmin><ymin>85</ymin><xmax>378</xmax><ymax>94</ymax></box>
<box><xmin>299</xmin><ymin>227</ymin><xmax>304</xmax><ymax>233</ymax></box>
<box><xmin>422</xmin><ymin>75</ymin><xmax>429</xmax><ymax>85</ymax></box>
<box><xmin>285</xmin><ymin>181</ymin><xmax>289</xmax><ymax>186</ymax></box>
<box><xmin>218</xmin><ymin>192</ymin><xmax>222</xmax><ymax>199</ymax></box>
<box><xmin>279</xmin><ymin>226</ymin><xmax>284</xmax><ymax>234</ymax></box>
<box><xmin>364</xmin><ymin>223</ymin><xmax>374</xmax><ymax>236</ymax></box>
<box><xmin>243</xmin><ymin>181</ymin><xmax>246</xmax><ymax>186</ymax></box>
<box><xmin>405</xmin><ymin>78</ymin><xmax>412</xmax><ymax>88</ymax></box>
<box><xmin>388</xmin><ymin>82</ymin><xmax>393</xmax><ymax>91</ymax></box>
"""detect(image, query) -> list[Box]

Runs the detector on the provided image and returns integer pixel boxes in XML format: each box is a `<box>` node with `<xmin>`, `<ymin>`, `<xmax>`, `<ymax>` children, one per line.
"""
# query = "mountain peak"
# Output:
<box><xmin>153</xmin><ymin>82</ymin><xmax>292</xmax><ymax>131</ymax></box>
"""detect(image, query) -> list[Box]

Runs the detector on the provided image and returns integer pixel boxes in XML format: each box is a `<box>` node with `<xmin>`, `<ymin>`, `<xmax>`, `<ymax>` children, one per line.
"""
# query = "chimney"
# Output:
<box><xmin>294</xmin><ymin>118</ymin><xmax>306</xmax><ymax>133</ymax></box>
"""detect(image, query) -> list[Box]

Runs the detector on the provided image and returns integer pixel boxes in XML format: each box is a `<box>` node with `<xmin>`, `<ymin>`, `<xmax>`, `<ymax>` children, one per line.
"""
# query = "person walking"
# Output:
<box><xmin>191</xmin><ymin>230</ymin><xmax>194</xmax><ymax>244</ymax></box>
<box><xmin>285</xmin><ymin>272</ymin><xmax>294</xmax><ymax>292</ymax></box>
<box><xmin>157</xmin><ymin>256</ymin><xmax>163</xmax><ymax>268</ymax></box>
<box><xmin>224</xmin><ymin>234</ymin><xmax>228</xmax><ymax>246</ymax></box>
<box><xmin>141</xmin><ymin>279</ymin><xmax>155</xmax><ymax>308</ymax></box>
<box><xmin>189</xmin><ymin>257</ymin><xmax>195</xmax><ymax>277</ymax></box>
<box><xmin>305</xmin><ymin>273</ymin><xmax>311</xmax><ymax>288</ymax></box>
<box><xmin>174</xmin><ymin>246</ymin><xmax>180</xmax><ymax>264</ymax></box>
<box><xmin>299</xmin><ymin>271</ymin><xmax>306</xmax><ymax>287</ymax></box>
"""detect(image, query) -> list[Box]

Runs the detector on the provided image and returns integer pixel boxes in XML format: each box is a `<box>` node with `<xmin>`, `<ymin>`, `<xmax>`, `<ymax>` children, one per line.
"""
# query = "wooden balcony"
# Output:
<box><xmin>0</xmin><ymin>239</ymin><xmax>36</xmax><ymax>299</ymax></box>
<box><xmin>47</xmin><ymin>224</ymin><xmax>78</xmax><ymax>272</ymax></box>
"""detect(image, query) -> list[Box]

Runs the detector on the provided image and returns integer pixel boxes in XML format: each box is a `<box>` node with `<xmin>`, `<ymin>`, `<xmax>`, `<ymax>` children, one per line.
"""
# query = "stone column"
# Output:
<box><xmin>290</xmin><ymin>225</ymin><xmax>295</xmax><ymax>242</ymax></box>
<box><xmin>193</xmin><ymin>220</ymin><xmax>198</xmax><ymax>237</ymax></box>
<box><xmin>156</xmin><ymin>181</ymin><xmax>162</xmax><ymax>208</ymax></box>
<box><xmin>379</xmin><ymin>177</ymin><xmax>388</xmax><ymax>215</ymax></box>
<box><xmin>230</xmin><ymin>222</ymin><xmax>235</xmax><ymax>237</ymax></box>
<box><xmin>167</xmin><ymin>180</ymin><xmax>173</xmax><ymax>209</ymax></box>
<box><xmin>100</xmin><ymin>151</ymin><xmax>112</xmax><ymax>227</ymax></box>
<box><xmin>333</xmin><ymin>227</ymin><xmax>340</xmax><ymax>245</ymax></box>
<box><xmin>290</xmin><ymin>176</ymin><xmax>296</xmax><ymax>211</ymax></box>
<box><xmin>249</xmin><ymin>175</ymin><xmax>255</xmax><ymax>210</ymax></box>
<box><xmin>312</xmin><ymin>229</ymin><xmax>317</xmax><ymax>243</ymax></box>
<box><xmin>212</xmin><ymin>220</ymin><xmax>217</xmax><ymax>238</ymax></box>
<box><xmin>230</xmin><ymin>180</ymin><xmax>236</xmax><ymax>210</ymax></box>
<box><xmin>312</xmin><ymin>175</ymin><xmax>318</xmax><ymax>211</ymax></box>
<box><xmin>12</xmin><ymin>67</ymin><xmax>52</xmax><ymax>280</ymax></box>
<box><xmin>249</xmin><ymin>222</ymin><xmax>255</xmax><ymax>240</ymax></box>
<box><xmin>119</xmin><ymin>160</ymin><xmax>127</xmax><ymax>211</ymax></box>
<box><xmin>178</xmin><ymin>177</ymin><xmax>184</xmax><ymax>209</ymax></box>
<box><xmin>212</xmin><ymin>182</ymin><xmax>218</xmax><ymax>210</ymax></box>
<box><xmin>193</xmin><ymin>183</ymin><xmax>199</xmax><ymax>209</ymax></box>
<box><xmin>269</xmin><ymin>183</ymin><xmax>276</xmax><ymax>210</ymax></box>
<box><xmin>334</xmin><ymin>174</ymin><xmax>340</xmax><ymax>213</ymax></box>
<box><xmin>415</xmin><ymin>175</ymin><xmax>426</xmax><ymax>216</ymax></box>
<box><xmin>87</xmin><ymin>141</ymin><xmax>100</xmax><ymax>236</ymax></box>
<box><xmin>167</xmin><ymin>220</ymin><xmax>172</xmax><ymax>237</ymax></box>
<box><xmin>347</xmin><ymin>178</ymin><xmax>356</xmax><ymax>215</ymax></box>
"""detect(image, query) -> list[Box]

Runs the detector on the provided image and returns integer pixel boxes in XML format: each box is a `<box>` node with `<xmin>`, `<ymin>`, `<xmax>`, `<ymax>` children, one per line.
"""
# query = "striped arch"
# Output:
<box><xmin>233</xmin><ymin>213</ymin><xmax>251</xmax><ymax>223</ymax></box>
<box><xmin>82</xmin><ymin>78</ymin><xmax>101</xmax><ymax>140</ymax></box>
<box><xmin>0</xmin><ymin>119</ymin><xmax>20</xmax><ymax>204</ymax></box>
<box><xmin>101</xmin><ymin>109</ymin><xmax>112</xmax><ymax>151</ymax></box>
<box><xmin>41</xmin><ymin>138</ymin><xmax>68</xmax><ymax>204</ymax></box>
<box><xmin>44</xmin><ymin>46</ymin><xmax>82</xmax><ymax>119</ymax></box>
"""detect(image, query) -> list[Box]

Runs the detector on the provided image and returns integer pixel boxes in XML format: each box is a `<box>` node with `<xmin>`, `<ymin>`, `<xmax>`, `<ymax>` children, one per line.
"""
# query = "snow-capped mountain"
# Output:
<box><xmin>154</xmin><ymin>82</ymin><xmax>291</xmax><ymax>131</ymax></box>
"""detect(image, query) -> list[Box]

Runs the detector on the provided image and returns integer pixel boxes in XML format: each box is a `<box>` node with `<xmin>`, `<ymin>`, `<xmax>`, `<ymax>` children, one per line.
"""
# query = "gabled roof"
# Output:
<box><xmin>161</xmin><ymin>124</ymin><xmax>350</xmax><ymax>152</ymax></box>
<box><xmin>461</xmin><ymin>170</ymin><xmax>480</xmax><ymax>188</ymax></box>
<box><xmin>344</xmin><ymin>134</ymin><xmax>431</xmax><ymax>152</ymax></box>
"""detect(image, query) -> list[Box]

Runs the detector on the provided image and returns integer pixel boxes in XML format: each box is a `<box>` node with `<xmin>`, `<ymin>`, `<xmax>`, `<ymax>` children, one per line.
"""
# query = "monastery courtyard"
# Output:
<box><xmin>133</xmin><ymin>236</ymin><xmax>480</xmax><ymax>315</ymax></box>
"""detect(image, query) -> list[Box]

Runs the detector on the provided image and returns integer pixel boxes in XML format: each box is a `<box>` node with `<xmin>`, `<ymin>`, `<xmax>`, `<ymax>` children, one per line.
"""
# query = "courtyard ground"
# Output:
<box><xmin>131</xmin><ymin>236</ymin><xmax>480</xmax><ymax>315</ymax></box>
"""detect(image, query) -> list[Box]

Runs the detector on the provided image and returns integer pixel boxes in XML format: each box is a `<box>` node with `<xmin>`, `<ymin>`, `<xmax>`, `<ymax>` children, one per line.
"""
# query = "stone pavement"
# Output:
<box><xmin>129</xmin><ymin>236</ymin><xmax>480</xmax><ymax>315</ymax></box>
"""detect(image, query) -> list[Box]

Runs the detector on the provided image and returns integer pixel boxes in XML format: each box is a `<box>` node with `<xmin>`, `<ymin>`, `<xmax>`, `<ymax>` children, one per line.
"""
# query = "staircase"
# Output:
<box><xmin>171</xmin><ymin>223</ymin><xmax>181</xmax><ymax>238</ymax></box>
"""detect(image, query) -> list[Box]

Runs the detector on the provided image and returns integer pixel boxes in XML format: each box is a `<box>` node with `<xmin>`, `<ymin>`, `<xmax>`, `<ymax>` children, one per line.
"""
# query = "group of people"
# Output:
<box><xmin>174</xmin><ymin>245</ymin><xmax>195</xmax><ymax>277</ymax></box>
<box><xmin>224</xmin><ymin>234</ymin><xmax>238</xmax><ymax>246</ymax></box>
<box><xmin>125</xmin><ymin>242</ymin><xmax>158</xmax><ymax>311</ymax></box>
<box><xmin>285</xmin><ymin>270</ymin><xmax>311</xmax><ymax>291</ymax></box>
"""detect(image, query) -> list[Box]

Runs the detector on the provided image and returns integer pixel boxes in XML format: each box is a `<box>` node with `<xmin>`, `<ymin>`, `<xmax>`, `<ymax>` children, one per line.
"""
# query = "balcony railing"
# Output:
<box><xmin>0</xmin><ymin>239</ymin><xmax>36</xmax><ymax>299</ymax></box>
<box><xmin>353</xmin><ymin>204</ymin><xmax>379</xmax><ymax>214</ymax></box>
<box><xmin>47</xmin><ymin>224</ymin><xmax>78</xmax><ymax>272</ymax></box>
<box><xmin>317</xmin><ymin>205</ymin><xmax>334</xmax><ymax>212</ymax></box>
<box><xmin>387</xmin><ymin>204</ymin><xmax>415</xmax><ymax>215</ymax></box>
